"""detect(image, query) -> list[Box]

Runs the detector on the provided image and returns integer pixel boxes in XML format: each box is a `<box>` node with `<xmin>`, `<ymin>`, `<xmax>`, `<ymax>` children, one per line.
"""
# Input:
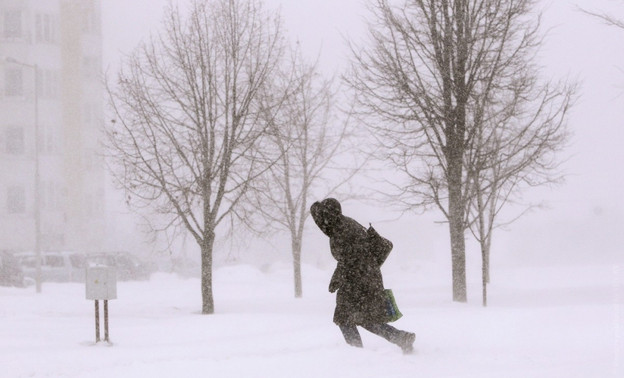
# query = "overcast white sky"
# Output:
<box><xmin>101</xmin><ymin>0</ymin><xmax>624</xmax><ymax>265</ymax></box>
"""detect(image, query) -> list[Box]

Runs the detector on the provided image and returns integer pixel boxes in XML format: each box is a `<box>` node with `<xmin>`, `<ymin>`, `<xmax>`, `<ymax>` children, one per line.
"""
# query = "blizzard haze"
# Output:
<box><xmin>1</xmin><ymin>0</ymin><xmax>619</xmax><ymax>377</ymax></box>
<box><xmin>101</xmin><ymin>0</ymin><xmax>624</xmax><ymax>267</ymax></box>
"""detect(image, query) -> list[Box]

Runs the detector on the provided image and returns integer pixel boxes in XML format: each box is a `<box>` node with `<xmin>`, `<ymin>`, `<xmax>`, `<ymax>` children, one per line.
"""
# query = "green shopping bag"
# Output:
<box><xmin>384</xmin><ymin>289</ymin><xmax>403</xmax><ymax>322</ymax></box>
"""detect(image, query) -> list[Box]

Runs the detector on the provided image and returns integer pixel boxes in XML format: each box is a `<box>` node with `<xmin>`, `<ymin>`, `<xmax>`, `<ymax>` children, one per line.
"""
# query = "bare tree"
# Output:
<box><xmin>467</xmin><ymin>79</ymin><xmax>574</xmax><ymax>307</ymax></box>
<box><xmin>248</xmin><ymin>48</ymin><xmax>359</xmax><ymax>298</ymax></box>
<box><xmin>104</xmin><ymin>0</ymin><xmax>285</xmax><ymax>314</ymax></box>
<box><xmin>346</xmin><ymin>0</ymin><xmax>574</xmax><ymax>302</ymax></box>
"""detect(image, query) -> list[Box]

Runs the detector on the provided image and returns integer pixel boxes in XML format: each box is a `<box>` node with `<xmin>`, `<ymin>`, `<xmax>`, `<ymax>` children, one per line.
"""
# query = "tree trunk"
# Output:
<box><xmin>476</xmin><ymin>181</ymin><xmax>488</xmax><ymax>306</ymax></box>
<box><xmin>292</xmin><ymin>236</ymin><xmax>302</xmax><ymax>298</ymax></box>
<box><xmin>449</xmin><ymin>213</ymin><xmax>467</xmax><ymax>302</ymax></box>
<box><xmin>485</xmin><ymin>234</ymin><xmax>491</xmax><ymax>284</ymax></box>
<box><xmin>448</xmin><ymin>159</ymin><xmax>467</xmax><ymax>302</ymax></box>
<box><xmin>200</xmin><ymin>235</ymin><xmax>215</xmax><ymax>314</ymax></box>
<box><xmin>481</xmin><ymin>240</ymin><xmax>488</xmax><ymax>307</ymax></box>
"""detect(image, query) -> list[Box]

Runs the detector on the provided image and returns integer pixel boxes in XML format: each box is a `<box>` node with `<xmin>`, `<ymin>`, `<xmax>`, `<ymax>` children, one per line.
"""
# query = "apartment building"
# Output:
<box><xmin>0</xmin><ymin>0</ymin><xmax>106</xmax><ymax>254</ymax></box>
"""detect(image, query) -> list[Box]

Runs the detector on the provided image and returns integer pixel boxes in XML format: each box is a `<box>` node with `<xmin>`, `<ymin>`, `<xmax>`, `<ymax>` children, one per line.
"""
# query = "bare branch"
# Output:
<box><xmin>577</xmin><ymin>4</ymin><xmax>624</xmax><ymax>30</ymax></box>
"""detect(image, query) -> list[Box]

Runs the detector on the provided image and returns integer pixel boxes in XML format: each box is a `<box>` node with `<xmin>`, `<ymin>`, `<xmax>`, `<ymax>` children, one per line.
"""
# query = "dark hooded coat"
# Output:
<box><xmin>310</xmin><ymin>198</ymin><xmax>393</xmax><ymax>326</ymax></box>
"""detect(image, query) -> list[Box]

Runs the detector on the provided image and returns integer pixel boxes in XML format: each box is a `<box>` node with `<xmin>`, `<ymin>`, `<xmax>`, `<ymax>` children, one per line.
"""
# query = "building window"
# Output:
<box><xmin>81</xmin><ymin>8</ymin><xmax>100</xmax><ymax>35</ymax></box>
<box><xmin>50</xmin><ymin>181</ymin><xmax>57</xmax><ymax>210</ymax></box>
<box><xmin>5</xmin><ymin>68</ymin><xmax>23</xmax><ymax>96</ymax></box>
<box><xmin>46</xmin><ymin>132</ymin><xmax>54</xmax><ymax>154</ymax></box>
<box><xmin>7</xmin><ymin>185</ymin><xmax>25</xmax><ymax>214</ymax></box>
<box><xmin>3</xmin><ymin>9</ymin><xmax>22</xmax><ymax>39</ymax></box>
<box><xmin>37</xmin><ymin>70</ymin><xmax>60</xmax><ymax>99</ymax></box>
<box><xmin>42</xmin><ymin>124</ymin><xmax>58</xmax><ymax>155</ymax></box>
<box><xmin>36</xmin><ymin>13</ymin><xmax>57</xmax><ymax>43</ymax></box>
<box><xmin>42</xmin><ymin>180</ymin><xmax>60</xmax><ymax>211</ymax></box>
<box><xmin>35</xmin><ymin>14</ymin><xmax>42</xmax><ymax>41</ymax></box>
<box><xmin>49</xmin><ymin>71</ymin><xmax>59</xmax><ymax>98</ymax></box>
<box><xmin>5</xmin><ymin>127</ymin><xmax>24</xmax><ymax>154</ymax></box>
<box><xmin>85</xmin><ymin>193</ymin><xmax>93</xmax><ymax>216</ymax></box>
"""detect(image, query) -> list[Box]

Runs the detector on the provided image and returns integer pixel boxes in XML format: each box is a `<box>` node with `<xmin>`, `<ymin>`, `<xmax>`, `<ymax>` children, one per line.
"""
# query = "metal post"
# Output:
<box><xmin>94</xmin><ymin>300</ymin><xmax>100</xmax><ymax>342</ymax></box>
<box><xmin>104</xmin><ymin>300</ymin><xmax>109</xmax><ymax>343</ymax></box>
<box><xmin>33</xmin><ymin>63</ymin><xmax>41</xmax><ymax>294</ymax></box>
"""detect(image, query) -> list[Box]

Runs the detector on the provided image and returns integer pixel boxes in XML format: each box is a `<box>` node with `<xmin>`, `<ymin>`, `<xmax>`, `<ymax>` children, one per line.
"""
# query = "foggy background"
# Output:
<box><xmin>101</xmin><ymin>0</ymin><xmax>624</xmax><ymax>271</ymax></box>
<box><xmin>1</xmin><ymin>1</ymin><xmax>622</xmax><ymax>376</ymax></box>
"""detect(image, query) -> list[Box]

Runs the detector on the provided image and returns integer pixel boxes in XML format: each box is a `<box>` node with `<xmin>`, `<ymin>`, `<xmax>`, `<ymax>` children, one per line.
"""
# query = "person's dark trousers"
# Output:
<box><xmin>339</xmin><ymin>324</ymin><xmax>363</xmax><ymax>347</ymax></box>
<box><xmin>339</xmin><ymin>323</ymin><xmax>410</xmax><ymax>348</ymax></box>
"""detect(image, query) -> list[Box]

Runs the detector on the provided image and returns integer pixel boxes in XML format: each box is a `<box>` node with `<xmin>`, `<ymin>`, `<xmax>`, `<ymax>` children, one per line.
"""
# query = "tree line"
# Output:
<box><xmin>105</xmin><ymin>0</ymin><xmax>576</xmax><ymax>313</ymax></box>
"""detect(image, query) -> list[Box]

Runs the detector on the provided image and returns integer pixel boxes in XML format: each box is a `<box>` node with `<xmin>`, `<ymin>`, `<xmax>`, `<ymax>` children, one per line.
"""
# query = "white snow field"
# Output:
<box><xmin>0</xmin><ymin>261</ymin><xmax>621</xmax><ymax>378</ymax></box>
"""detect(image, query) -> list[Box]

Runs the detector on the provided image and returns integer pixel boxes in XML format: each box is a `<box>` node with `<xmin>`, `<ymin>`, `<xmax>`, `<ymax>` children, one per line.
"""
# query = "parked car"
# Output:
<box><xmin>0</xmin><ymin>251</ymin><xmax>25</xmax><ymax>287</ymax></box>
<box><xmin>15</xmin><ymin>251</ymin><xmax>86</xmax><ymax>283</ymax></box>
<box><xmin>87</xmin><ymin>252</ymin><xmax>152</xmax><ymax>281</ymax></box>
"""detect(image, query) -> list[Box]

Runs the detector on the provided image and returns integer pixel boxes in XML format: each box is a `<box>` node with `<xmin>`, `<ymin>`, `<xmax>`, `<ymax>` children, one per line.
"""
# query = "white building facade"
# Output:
<box><xmin>0</xmin><ymin>0</ymin><xmax>106</xmax><ymax>254</ymax></box>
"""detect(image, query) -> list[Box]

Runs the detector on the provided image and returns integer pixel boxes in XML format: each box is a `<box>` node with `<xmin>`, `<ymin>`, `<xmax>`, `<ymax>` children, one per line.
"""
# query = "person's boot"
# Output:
<box><xmin>399</xmin><ymin>332</ymin><xmax>415</xmax><ymax>354</ymax></box>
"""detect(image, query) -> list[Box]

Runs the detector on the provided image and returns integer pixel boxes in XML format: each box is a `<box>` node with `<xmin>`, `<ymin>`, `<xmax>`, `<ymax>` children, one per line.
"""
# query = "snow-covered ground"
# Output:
<box><xmin>0</xmin><ymin>261</ymin><xmax>621</xmax><ymax>377</ymax></box>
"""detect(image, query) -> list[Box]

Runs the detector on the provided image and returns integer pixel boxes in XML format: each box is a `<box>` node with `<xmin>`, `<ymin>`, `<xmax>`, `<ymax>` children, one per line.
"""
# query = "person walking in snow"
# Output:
<box><xmin>310</xmin><ymin>198</ymin><xmax>415</xmax><ymax>354</ymax></box>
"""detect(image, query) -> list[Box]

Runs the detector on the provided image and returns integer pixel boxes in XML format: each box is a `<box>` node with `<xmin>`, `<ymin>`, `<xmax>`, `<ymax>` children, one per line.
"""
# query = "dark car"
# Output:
<box><xmin>0</xmin><ymin>251</ymin><xmax>25</xmax><ymax>287</ymax></box>
<box><xmin>88</xmin><ymin>252</ymin><xmax>152</xmax><ymax>281</ymax></box>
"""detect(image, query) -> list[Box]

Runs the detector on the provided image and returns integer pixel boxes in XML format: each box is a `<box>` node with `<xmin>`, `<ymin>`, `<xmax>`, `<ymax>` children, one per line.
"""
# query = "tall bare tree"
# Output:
<box><xmin>104</xmin><ymin>0</ymin><xmax>285</xmax><ymax>314</ymax></box>
<box><xmin>248</xmin><ymin>48</ymin><xmax>358</xmax><ymax>298</ymax></box>
<box><xmin>346</xmin><ymin>0</ymin><xmax>574</xmax><ymax>302</ymax></box>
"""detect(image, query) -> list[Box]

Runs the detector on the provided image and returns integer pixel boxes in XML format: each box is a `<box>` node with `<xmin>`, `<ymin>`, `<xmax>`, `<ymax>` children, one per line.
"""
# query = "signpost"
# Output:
<box><xmin>86</xmin><ymin>266</ymin><xmax>116</xmax><ymax>343</ymax></box>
